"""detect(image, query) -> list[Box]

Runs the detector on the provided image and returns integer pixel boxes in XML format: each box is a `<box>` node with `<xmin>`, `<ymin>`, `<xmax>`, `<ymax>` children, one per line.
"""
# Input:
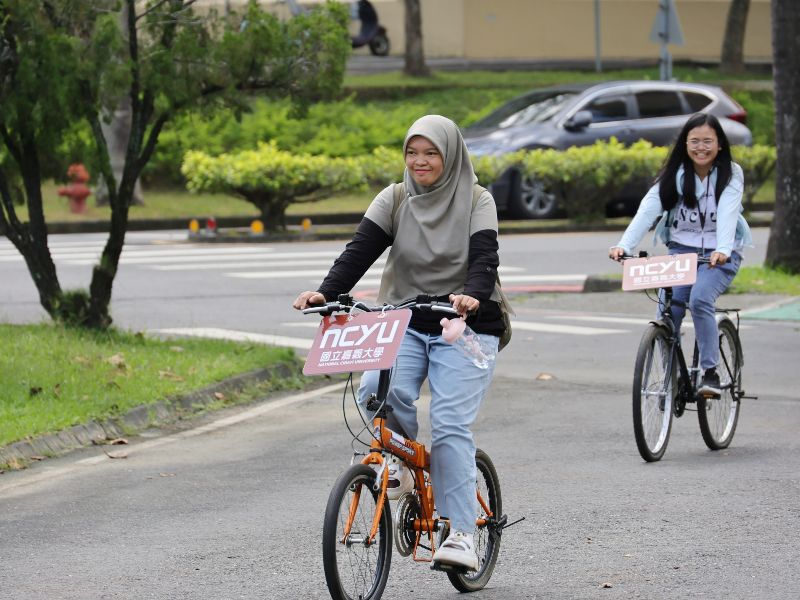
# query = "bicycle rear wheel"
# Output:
<box><xmin>447</xmin><ymin>449</ymin><xmax>502</xmax><ymax>593</ymax></box>
<box><xmin>322</xmin><ymin>464</ymin><xmax>392</xmax><ymax>600</ymax></box>
<box><xmin>698</xmin><ymin>319</ymin><xmax>742</xmax><ymax>450</ymax></box>
<box><xmin>632</xmin><ymin>325</ymin><xmax>676</xmax><ymax>462</ymax></box>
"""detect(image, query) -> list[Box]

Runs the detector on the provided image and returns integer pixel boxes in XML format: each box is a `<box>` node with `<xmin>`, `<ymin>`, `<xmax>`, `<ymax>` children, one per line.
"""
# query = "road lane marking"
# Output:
<box><xmin>511</xmin><ymin>321</ymin><xmax>625</xmax><ymax>335</ymax></box>
<box><xmin>152</xmin><ymin>257</ymin><xmax>384</xmax><ymax>271</ymax></box>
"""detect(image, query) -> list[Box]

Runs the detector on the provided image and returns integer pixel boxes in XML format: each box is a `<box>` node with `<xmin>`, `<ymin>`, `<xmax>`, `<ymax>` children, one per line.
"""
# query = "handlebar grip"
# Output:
<box><xmin>430</xmin><ymin>304</ymin><xmax>459</xmax><ymax>316</ymax></box>
<box><xmin>302</xmin><ymin>303</ymin><xmax>339</xmax><ymax>315</ymax></box>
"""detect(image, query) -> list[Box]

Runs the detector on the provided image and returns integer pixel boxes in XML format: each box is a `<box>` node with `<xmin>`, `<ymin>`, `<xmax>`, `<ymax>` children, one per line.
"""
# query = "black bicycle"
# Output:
<box><xmin>621</xmin><ymin>253</ymin><xmax>755</xmax><ymax>462</ymax></box>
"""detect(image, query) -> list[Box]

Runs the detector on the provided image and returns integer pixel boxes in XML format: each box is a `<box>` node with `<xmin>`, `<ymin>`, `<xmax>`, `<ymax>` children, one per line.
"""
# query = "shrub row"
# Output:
<box><xmin>182</xmin><ymin>140</ymin><xmax>776</xmax><ymax>225</ymax></box>
<box><xmin>150</xmin><ymin>87</ymin><xmax>775</xmax><ymax>184</ymax></box>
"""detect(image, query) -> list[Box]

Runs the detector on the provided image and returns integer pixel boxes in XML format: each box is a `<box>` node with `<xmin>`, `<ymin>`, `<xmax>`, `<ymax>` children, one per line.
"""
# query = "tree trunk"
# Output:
<box><xmin>720</xmin><ymin>0</ymin><xmax>750</xmax><ymax>74</ymax></box>
<box><xmin>403</xmin><ymin>0</ymin><xmax>430</xmax><ymax>77</ymax></box>
<box><xmin>240</xmin><ymin>192</ymin><xmax>289</xmax><ymax>231</ymax></box>
<box><xmin>766</xmin><ymin>0</ymin><xmax>800</xmax><ymax>273</ymax></box>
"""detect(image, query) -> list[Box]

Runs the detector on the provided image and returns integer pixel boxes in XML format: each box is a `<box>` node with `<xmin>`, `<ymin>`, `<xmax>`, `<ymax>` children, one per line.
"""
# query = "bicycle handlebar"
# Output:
<box><xmin>301</xmin><ymin>293</ymin><xmax>460</xmax><ymax>317</ymax></box>
<box><xmin>616</xmin><ymin>251</ymin><xmax>712</xmax><ymax>265</ymax></box>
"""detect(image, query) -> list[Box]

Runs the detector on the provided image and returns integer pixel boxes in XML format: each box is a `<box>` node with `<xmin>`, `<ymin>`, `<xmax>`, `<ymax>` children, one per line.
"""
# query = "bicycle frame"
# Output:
<box><xmin>340</xmin><ymin>368</ymin><xmax>495</xmax><ymax>563</ymax></box>
<box><xmin>652</xmin><ymin>286</ymin><xmax>699</xmax><ymax>416</ymax></box>
<box><xmin>651</xmin><ymin>282</ymin><xmax>746</xmax><ymax>416</ymax></box>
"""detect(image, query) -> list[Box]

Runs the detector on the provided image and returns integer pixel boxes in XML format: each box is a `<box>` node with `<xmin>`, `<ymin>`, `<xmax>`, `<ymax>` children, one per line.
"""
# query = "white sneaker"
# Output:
<box><xmin>386</xmin><ymin>460</ymin><xmax>414</xmax><ymax>500</ymax></box>
<box><xmin>432</xmin><ymin>530</ymin><xmax>479</xmax><ymax>571</ymax></box>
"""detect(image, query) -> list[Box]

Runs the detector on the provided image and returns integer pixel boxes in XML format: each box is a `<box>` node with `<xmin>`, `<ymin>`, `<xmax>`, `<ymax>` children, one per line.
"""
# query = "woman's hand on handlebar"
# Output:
<box><xmin>293</xmin><ymin>291</ymin><xmax>326</xmax><ymax>310</ymax></box>
<box><xmin>449</xmin><ymin>293</ymin><xmax>479</xmax><ymax>318</ymax></box>
<box><xmin>709</xmin><ymin>251</ymin><xmax>728</xmax><ymax>267</ymax></box>
<box><xmin>609</xmin><ymin>246</ymin><xmax>626</xmax><ymax>261</ymax></box>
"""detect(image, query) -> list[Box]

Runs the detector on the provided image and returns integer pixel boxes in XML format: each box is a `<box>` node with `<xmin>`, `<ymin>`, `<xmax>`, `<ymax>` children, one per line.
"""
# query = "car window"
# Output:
<box><xmin>684</xmin><ymin>91</ymin><xmax>713</xmax><ymax>112</ymax></box>
<box><xmin>635</xmin><ymin>91</ymin><xmax>684</xmax><ymax>118</ymax></box>
<box><xmin>583</xmin><ymin>94</ymin><xmax>628</xmax><ymax>123</ymax></box>
<box><xmin>471</xmin><ymin>91</ymin><xmax>578</xmax><ymax>129</ymax></box>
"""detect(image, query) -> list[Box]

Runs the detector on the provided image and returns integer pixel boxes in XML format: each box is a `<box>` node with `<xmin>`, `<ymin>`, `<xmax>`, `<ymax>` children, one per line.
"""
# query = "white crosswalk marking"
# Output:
<box><xmin>511</xmin><ymin>321</ymin><xmax>625</xmax><ymax>335</ymax></box>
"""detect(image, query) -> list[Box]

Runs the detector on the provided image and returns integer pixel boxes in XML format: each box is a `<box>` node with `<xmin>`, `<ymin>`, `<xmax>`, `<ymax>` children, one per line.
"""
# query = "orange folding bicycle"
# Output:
<box><xmin>303</xmin><ymin>295</ymin><xmax>516</xmax><ymax>600</ymax></box>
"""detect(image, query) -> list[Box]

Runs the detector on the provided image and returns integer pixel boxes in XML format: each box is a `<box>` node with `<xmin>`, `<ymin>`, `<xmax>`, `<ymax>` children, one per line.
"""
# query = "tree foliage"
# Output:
<box><xmin>0</xmin><ymin>0</ymin><xmax>350</xmax><ymax>327</ymax></box>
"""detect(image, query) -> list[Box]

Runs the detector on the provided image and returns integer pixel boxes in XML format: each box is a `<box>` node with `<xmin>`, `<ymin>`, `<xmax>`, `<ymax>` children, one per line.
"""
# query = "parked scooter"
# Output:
<box><xmin>284</xmin><ymin>0</ymin><xmax>390</xmax><ymax>57</ymax></box>
<box><xmin>350</xmin><ymin>0</ymin><xmax>390</xmax><ymax>56</ymax></box>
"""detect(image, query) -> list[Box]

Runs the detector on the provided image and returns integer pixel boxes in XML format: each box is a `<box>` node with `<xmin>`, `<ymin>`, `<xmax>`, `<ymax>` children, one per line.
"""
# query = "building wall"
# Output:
<box><xmin>461</xmin><ymin>0</ymin><xmax>772</xmax><ymax>61</ymax></box>
<box><xmin>197</xmin><ymin>0</ymin><xmax>772</xmax><ymax>63</ymax></box>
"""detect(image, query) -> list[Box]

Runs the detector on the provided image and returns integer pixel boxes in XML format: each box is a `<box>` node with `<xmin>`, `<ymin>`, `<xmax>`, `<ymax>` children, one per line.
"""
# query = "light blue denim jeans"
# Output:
<box><xmin>358</xmin><ymin>327</ymin><xmax>498</xmax><ymax>534</ymax></box>
<box><xmin>663</xmin><ymin>243</ymin><xmax>742</xmax><ymax>371</ymax></box>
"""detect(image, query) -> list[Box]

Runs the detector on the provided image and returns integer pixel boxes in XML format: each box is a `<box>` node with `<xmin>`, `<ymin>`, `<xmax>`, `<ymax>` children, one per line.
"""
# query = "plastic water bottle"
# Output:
<box><xmin>440</xmin><ymin>317</ymin><xmax>496</xmax><ymax>370</ymax></box>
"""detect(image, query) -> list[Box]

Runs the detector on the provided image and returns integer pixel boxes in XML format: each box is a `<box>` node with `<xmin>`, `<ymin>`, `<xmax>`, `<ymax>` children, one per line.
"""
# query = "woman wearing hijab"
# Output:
<box><xmin>293</xmin><ymin>114</ymin><xmax>506</xmax><ymax>570</ymax></box>
<box><xmin>609</xmin><ymin>112</ymin><xmax>752</xmax><ymax>395</ymax></box>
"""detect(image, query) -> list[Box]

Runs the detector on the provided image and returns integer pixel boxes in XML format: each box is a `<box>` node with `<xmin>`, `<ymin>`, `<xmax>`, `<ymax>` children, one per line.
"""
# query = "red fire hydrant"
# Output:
<box><xmin>57</xmin><ymin>164</ymin><xmax>92</xmax><ymax>214</ymax></box>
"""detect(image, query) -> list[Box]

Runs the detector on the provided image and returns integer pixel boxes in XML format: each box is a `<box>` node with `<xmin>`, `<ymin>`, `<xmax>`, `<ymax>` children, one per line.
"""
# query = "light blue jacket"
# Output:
<box><xmin>616</xmin><ymin>163</ymin><xmax>753</xmax><ymax>257</ymax></box>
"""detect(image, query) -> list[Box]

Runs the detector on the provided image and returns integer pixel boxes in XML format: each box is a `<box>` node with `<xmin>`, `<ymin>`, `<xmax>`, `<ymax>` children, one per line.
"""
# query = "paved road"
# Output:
<box><xmin>1</xmin><ymin>371</ymin><xmax>798</xmax><ymax>599</ymax></box>
<box><xmin>2</xmin><ymin>228</ymin><xmax>799</xmax><ymax>599</ymax></box>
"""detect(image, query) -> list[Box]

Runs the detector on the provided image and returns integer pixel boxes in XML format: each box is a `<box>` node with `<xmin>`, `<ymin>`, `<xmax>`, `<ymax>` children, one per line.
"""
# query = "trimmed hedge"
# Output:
<box><xmin>152</xmin><ymin>85</ymin><xmax>775</xmax><ymax>184</ymax></box>
<box><xmin>182</xmin><ymin>141</ymin><xmax>776</xmax><ymax>226</ymax></box>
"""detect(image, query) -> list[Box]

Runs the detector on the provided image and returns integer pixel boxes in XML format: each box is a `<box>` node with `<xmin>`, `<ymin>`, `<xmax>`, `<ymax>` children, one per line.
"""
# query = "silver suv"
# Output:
<box><xmin>464</xmin><ymin>80</ymin><xmax>752</xmax><ymax>219</ymax></box>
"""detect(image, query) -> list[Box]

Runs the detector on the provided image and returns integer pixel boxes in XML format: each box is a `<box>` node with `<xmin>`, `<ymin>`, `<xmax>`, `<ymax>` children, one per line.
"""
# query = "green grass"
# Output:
<box><xmin>12</xmin><ymin>182</ymin><xmax>374</xmax><ymax>223</ymax></box>
<box><xmin>343</xmin><ymin>66</ymin><xmax>772</xmax><ymax>90</ymax></box>
<box><xmin>0</xmin><ymin>324</ymin><xmax>299</xmax><ymax>448</ymax></box>
<box><xmin>729</xmin><ymin>266</ymin><xmax>800</xmax><ymax>295</ymax></box>
<box><xmin>751</xmin><ymin>175</ymin><xmax>774</xmax><ymax>205</ymax></box>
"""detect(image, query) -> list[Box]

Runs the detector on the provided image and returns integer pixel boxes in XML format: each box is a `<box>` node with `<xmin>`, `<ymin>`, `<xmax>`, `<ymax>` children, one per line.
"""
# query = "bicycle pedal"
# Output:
<box><xmin>430</xmin><ymin>561</ymin><xmax>469</xmax><ymax>574</ymax></box>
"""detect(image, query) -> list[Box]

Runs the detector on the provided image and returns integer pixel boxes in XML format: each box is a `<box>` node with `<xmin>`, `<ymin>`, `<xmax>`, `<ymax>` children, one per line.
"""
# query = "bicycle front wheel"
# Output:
<box><xmin>632</xmin><ymin>325</ymin><xmax>676</xmax><ymax>462</ymax></box>
<box><xmin>698</xmin><ymin>319</ymin><xmax>742</xmax><ymax>450</ymax></box>
<box><xmin>322</xmin><ymin>464</ymin><xmax>392</xmax><ymax>600</ymax></box>
<box><xmin>447</xmin><ymin>449</ymin><xmax>503</xmax><ymax>593</ymax></box>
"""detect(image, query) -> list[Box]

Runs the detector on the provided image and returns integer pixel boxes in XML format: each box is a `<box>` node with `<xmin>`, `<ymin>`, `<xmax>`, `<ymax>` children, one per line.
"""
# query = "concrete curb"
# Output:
<box><xmin>0</xmin><ymin>360</ymin><xmax>305</xmax><ymax>471</ymax></box>
<box><xmin>38</xmin><ymin>212</ymin><xmax>773</xmax><ymax>239</ymax></box>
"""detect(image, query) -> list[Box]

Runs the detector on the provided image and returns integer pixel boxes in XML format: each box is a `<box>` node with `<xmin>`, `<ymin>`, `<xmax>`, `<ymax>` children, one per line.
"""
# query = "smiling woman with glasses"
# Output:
<box><xmin>608</xmin><ymin>112</ymin><xmax>753</xmax><ymax>398</ymax></box>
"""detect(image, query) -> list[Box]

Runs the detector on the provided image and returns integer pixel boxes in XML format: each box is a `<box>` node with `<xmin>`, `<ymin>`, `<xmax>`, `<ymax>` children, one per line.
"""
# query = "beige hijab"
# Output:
<box><xmin>377</xmin><ymin>115</ymin><xmax>478</xmax><ymax>304</ymax></box>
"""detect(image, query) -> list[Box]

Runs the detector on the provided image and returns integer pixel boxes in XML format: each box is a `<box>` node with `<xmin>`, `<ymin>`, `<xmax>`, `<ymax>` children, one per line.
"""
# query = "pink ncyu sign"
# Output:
<box><xmin>303</xmin><ymin>309</ymin><xmax>411</xmax><ymax>375</ymax></box>
<box><xmin>622</xmin><ymin>253</ymin><xmax>698</xmax><ymax>291</ymax></box>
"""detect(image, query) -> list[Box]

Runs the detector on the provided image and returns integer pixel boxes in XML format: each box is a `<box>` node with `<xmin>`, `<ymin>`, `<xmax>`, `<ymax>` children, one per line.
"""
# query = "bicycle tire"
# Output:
<box><xmin>698</xmin><ymin>319</ymin><xmax>742</xmax><ymax>450</ymax></box>
<box><xmin>322</xmin><ymin>464</ymin><xmax>392</xmax><ymax>600</ymax></box>
<box><xmin>632</xmin><ymin>325</ymin><xmax>676</xmax><ymax>462</ymax></box>
<box><xmin>447</xmin><ymin>449</ymin><xmax>503</xmax><ymax>593</ymax></box>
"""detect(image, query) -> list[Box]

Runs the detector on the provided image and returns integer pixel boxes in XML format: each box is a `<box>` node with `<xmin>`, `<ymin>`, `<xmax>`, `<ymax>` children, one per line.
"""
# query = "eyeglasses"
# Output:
<box><xmin>687</xmin><ymin>138</ymin><xmax>717</xmax><ymax>149</ymax></box>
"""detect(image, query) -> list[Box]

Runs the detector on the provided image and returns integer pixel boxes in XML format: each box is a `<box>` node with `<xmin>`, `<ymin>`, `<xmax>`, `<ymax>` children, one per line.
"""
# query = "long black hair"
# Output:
<box><xmin>655</xmin><ymin>113</ymin><xmax>733</xmax><ymax>210</ymax></box>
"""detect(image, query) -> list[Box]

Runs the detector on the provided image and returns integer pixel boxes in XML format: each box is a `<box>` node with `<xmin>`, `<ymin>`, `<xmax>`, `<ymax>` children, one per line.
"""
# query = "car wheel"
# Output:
<box><xmin>510</xmin><ymin>173</ymin><xmax>559</xmax><ymax>219</ymax></box>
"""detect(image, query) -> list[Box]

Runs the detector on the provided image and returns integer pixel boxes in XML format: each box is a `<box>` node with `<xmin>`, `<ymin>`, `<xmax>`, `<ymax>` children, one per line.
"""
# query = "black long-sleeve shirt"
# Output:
<box><xmin>318</xmin><ymin>217</ymin><xmax>505</xmax><ymax>336</ymax></box>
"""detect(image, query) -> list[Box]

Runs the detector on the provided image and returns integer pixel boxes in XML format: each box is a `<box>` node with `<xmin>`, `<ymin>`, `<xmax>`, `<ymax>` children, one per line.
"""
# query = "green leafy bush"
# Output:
<box><xmin>732</xmin><ymin>145</ymin><xmax>777</xmax><ymax>208</ymax></box>
<box><xmin>514</xmin><ymin>141</ymin><xmax>774</xmax><ymax>220</ymax></box>
<box><xmin>182</xmin><ymin>142</ymin><xmax>369</xmax><ymax>229</ymax></box>
<box><xmin>183</xmin><ymin>140</ymin><xmax>776</xmax><ymax>226</ymax></box>
<box><xmin>729</xmin><ymin>90</ymin><xmax>775</xmax><ymax>145</ymax></box>
<box><xmin>147</xmin><ymin>89</ymin><xmax>520</xmax><ymax>183</ymax></box>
